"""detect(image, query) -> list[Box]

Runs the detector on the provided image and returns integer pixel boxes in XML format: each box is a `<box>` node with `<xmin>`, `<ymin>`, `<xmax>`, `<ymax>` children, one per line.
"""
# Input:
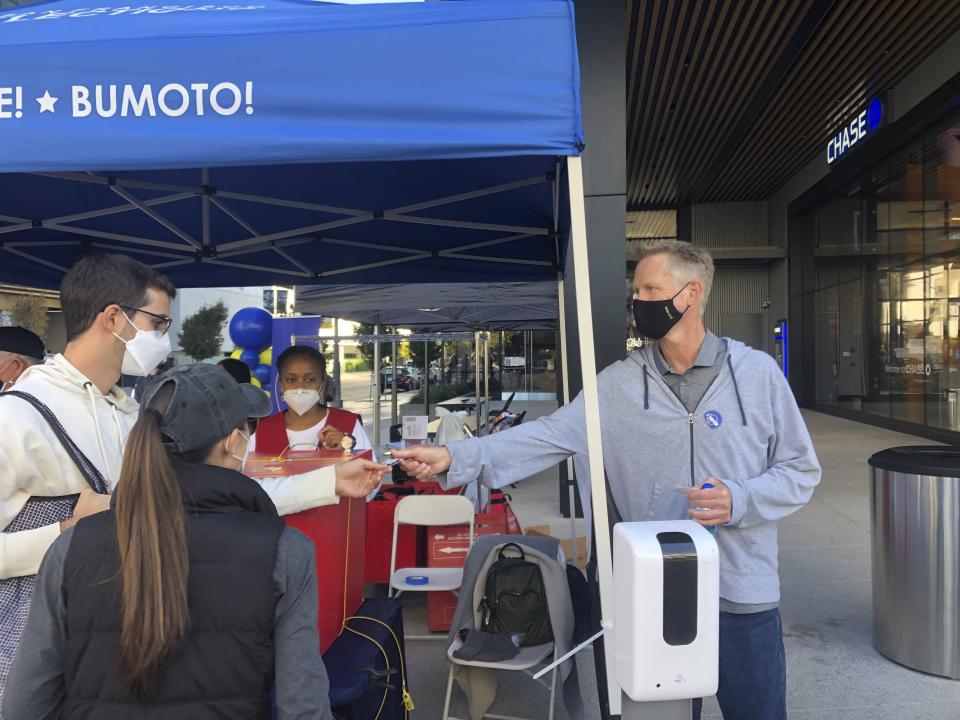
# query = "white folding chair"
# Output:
<box><xmin>388</xmin><ymin>494</ymin><xmax>475</xmax><ymax>598</ymax></box>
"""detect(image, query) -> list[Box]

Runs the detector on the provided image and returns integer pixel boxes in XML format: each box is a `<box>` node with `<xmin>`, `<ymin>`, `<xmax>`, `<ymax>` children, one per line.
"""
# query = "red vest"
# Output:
<box><xmin>255</xmin><ymin>406</ymin><xmax>359</xmax><ymax>454</ymax></box>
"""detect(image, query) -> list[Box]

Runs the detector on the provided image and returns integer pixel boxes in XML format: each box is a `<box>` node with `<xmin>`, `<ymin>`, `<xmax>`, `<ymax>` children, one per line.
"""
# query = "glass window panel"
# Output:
<box><xmin>924</xmin><ymin>114</ymin><xmax>960</xmax><ymax>431</ymax></box>
<box><xmin>804</xmin><ymin>110</ymin><xmax>960</xmax><ymax>431</ymax></box>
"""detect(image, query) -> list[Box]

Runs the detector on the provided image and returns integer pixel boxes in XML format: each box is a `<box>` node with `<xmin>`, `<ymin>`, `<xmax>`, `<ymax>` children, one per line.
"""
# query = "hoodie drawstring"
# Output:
<box><xmin>642</xmin><ymin>364</ymin><xmax>649</xmax><ymax>410</ymax></box>
<box><xmin>727</xmin><ymin>356</ymin><xmax>747</xmax><ymax>426</ymax></box>
<box><xmin>639</xmin><ymin>353</ymin><xmax>748</xmax><ymax>427</ymax></box>
<box><xmin>111</xmin><ymin>403</ymin><xmax>125</xmax><ymax>458</ymax></box>
<box><xmin>85</xmin><ymin>381</ymin><xmax>115</xmax><ymax>487</ymax></box>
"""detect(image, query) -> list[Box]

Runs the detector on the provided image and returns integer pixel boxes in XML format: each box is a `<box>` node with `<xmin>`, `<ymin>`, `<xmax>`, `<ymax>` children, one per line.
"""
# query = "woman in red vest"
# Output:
<box><xmin>252</xmin><ymin>346</ymin><xmax>373</xmax><ymax>457</ymax></box>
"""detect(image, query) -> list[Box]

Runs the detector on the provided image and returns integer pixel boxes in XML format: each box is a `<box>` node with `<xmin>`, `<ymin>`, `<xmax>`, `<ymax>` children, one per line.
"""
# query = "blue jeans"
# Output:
<box><xmin>693</xmin><ymin>608</ymin><xmax>787</xmax><ymax>720</ymax></box>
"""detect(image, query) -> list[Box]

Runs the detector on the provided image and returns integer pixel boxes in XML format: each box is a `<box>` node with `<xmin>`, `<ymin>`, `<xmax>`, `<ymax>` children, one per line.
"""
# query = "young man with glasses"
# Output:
<box><xmin>0</xmin><ymin>254</ymin><xmax>388</xmax><ymax>701</ymax></box>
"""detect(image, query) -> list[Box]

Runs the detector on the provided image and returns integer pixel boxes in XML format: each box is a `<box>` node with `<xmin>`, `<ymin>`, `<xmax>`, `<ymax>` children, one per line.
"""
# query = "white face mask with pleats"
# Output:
<box><xmin>112</xmin><ymin>313</ymin><xmax>170</xmax><ymax>377</ymax></box>
<box><xmin>282</xmin><ymin>388</ymin><xmax>320</xmax><ymax>416</ymax></box>
<box><xmin>0</xmin><ymin>359</ymin><xmax>14</xmax><ymax>392</ymax></box>
<box><xmin>228</xmin><ymin>431</ymin><xmax>251</xmax><ymax>472</ymax></box>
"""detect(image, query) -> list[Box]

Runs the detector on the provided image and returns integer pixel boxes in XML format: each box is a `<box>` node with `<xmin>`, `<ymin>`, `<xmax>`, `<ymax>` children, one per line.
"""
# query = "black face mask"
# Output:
<box><xmin>632</xmin><ymin>283</ymin><xmax>690</xmax><ymax>340</ymax></box>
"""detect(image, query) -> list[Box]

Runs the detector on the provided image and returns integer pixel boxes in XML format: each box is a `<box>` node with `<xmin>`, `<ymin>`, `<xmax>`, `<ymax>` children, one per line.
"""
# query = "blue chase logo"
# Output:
<box><xmin>704</xmin><ymin>411</ymin><xmax>723</xmax><ymax>429</ymax></box>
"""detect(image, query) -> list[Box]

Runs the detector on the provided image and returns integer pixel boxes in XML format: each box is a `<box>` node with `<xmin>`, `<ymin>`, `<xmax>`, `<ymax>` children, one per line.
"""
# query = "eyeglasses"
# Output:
<box><xmin>116</xmin><ymin>304</ymin><xmax>173</xmax><ymax>335</ymax></box>
<box><xmin>248</xmin><ymin>418</ymin><xmax>260</xmax><ymax>436</ymax></box>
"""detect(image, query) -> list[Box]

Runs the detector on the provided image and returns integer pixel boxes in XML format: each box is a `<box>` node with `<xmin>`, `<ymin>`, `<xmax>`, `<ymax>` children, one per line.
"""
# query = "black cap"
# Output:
<box><xmin>140</xmin><ymin>363</ymin><xmax>272</xmax><ymax>453</ymax></box>
<box><xmin>0</xmin><ymin>326</ymin><xmax>45</xmax><ymax>360</ymax></box>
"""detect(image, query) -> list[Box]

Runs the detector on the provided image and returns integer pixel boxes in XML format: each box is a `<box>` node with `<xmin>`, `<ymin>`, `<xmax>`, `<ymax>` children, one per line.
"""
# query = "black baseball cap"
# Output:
<box><xmin>0</xmin><ymin>326</ymin><xmax>45</xmax><ymax>360</ymax></box>
<box><xmin>141</xmin><ymin>363</ymin><xmax>272</xmax><ymax>453</ymax></box>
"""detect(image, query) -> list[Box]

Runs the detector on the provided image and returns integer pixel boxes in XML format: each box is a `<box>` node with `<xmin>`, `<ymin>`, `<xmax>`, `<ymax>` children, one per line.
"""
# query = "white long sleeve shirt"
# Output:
<box><xmin>0</xmin><ymin>355</ymin><xmax>337</xmax><ymax>580</ymax></box>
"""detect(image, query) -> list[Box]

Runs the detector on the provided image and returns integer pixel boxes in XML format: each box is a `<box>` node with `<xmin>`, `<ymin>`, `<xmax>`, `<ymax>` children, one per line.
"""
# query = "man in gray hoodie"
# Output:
<box><xmin>394</xmin><ymin>239</ymin><xmax>821</xmax><ymax>720</ymax></box>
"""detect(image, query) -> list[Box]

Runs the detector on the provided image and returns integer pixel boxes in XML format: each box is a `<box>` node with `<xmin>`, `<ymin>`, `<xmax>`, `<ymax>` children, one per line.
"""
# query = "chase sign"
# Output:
<box><xmin>826</xmin><ymin>97</ymin><xmax>883</xmax><ymax>165</ymax></box>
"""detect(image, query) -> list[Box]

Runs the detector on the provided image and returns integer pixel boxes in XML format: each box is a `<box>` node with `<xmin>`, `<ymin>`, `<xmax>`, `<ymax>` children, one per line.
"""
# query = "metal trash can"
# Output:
<box><xmin>869</xmin><ymin>446</ymin><xmax>960</xmax><ymax>678</ymax></box>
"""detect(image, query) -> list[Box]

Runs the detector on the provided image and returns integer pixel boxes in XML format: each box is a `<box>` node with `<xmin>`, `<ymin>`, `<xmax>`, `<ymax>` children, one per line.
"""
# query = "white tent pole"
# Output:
<box><xmin>333</xmin><ymin>318</ymin><xmax>342</xmax><ymax>408</ymax></box>
<box><xmin>373</xmin><ymin>319</ymin><xmax>382</xmax><ymax>450</ymax></box>
<box><xmin>391</xmin><ymin>341</ymin><xmax>399</xmax><ymax>426</ymax></box>
<box><xmin>474</xmin><ymin>331</ymin><xmax>482</xmax><ymax>436</ymax></box>
<box><xmin>566</xmin><ymin>154</ymin><xmax>620</xmax><ymax>715</ymax></box>
<box><xmin>483</xmin><ymin>332</ymin><xmax>490</xmax><ymax>430</ymax></box>
<box><xmin>423</xmin><ymin>341</ymin><xmax>431</xmax><ymax>419</ymax></box>
<box><xmin>557</xmin><ymin>274</ymin><xmax>578</xmax><ymax>566</ymax></box>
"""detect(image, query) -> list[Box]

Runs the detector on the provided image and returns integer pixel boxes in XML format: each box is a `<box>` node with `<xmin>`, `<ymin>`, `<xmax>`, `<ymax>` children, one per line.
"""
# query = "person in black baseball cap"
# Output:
<box><xmin>3</xmin><ymin>363</ymin><xmax>389</xmax><ymax>719</ymax></box>
<box><xmin>0</xmin><ymin>326</ymin><xmax>45</xmax><ymax>392</ymax></box>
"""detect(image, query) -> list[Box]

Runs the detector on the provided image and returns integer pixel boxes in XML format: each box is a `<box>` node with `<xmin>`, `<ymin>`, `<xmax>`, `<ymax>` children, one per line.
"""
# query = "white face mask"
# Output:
<box><xmin>228</xmin><ymin>430</ymin><xmax>251</xmax><ymax>472</ymax></box>
<box><xmin>0</xmin><ymin>360</ymin><xmax>14</xmax><ymax>392</ymax></box>
<box><xmin>283</xmin><ymin>388</ymin><xmax>320</xmax><ymax>416</ymax></box>
<box><xmin>113</xmin><ymin>312</ymin><xmax>171</xmax><ymax>377</ymax></box>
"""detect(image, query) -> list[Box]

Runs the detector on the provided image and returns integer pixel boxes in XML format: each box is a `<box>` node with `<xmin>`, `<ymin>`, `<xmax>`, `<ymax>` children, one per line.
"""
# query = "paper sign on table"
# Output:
<box><xmin>402</xmin><ymin>415</ymin><xmax>428</xmax><ymax>441</ymax></box>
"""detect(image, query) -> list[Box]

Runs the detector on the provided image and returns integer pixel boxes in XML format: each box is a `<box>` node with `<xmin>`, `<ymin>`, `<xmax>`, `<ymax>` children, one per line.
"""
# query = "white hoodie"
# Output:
<box><xmin>0</xmin><ymin>355</ymin><xmax>339</xmax><ymax>580</ymax></box>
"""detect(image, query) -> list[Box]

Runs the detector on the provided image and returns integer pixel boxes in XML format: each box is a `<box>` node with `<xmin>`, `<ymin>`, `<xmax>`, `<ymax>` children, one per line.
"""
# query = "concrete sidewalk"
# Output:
<box><xmin>397</xmin><ymin>411</ymin><xmax>960</xmax><ymax>719</ymax></box>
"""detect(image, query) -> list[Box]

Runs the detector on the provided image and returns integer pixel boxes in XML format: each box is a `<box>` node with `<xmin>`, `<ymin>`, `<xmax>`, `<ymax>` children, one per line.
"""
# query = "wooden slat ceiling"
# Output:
<box><xmin>627</xmin><ymin>0</ymin><xmax>960</xmax><ymax>210</ymax></box>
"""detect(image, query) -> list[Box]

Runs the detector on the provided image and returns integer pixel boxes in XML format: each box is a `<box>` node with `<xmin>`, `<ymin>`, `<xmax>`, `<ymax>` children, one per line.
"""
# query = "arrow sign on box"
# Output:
<box><xmin>438</xmin><ymin>546</ymin><xmax>469</xmax><ymax>554</ymax></box>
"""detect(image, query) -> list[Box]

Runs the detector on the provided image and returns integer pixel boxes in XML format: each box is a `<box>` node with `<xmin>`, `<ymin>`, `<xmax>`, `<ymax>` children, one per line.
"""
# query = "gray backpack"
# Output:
<box><xmin>479</xmin><ymin>543</ymin><xmax>553</xmax><ymax>647</ymax></box>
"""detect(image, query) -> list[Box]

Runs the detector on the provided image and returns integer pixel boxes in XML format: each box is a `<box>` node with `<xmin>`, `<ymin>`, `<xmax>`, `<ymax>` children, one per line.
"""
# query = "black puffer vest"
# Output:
<box><xmin>61</xmin><ymin>459</ymin><xmax>284</xmax><ymax>719</ymax></box>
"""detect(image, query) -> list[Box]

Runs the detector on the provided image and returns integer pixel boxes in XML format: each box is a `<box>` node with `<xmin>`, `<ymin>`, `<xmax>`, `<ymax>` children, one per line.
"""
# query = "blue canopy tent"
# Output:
<box><xmin>0</xmin><ymin>0</ymin><xmax>620</xmax><ymax>710</ymax></box>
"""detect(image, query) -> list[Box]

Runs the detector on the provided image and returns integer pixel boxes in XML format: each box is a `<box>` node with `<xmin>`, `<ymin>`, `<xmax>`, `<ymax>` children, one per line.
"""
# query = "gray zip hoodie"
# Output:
<box><xmin>446</xmin><ymin>339</ymin><xmax>822</xmax><ymax>605</ymax></box>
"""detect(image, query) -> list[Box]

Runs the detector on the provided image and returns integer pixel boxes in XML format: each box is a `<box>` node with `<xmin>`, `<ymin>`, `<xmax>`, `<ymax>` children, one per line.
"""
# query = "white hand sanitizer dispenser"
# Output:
<box><xmin>613</xmin><ymin>520</ymin><xmax>719</xmax><ymax>704</ymax></box>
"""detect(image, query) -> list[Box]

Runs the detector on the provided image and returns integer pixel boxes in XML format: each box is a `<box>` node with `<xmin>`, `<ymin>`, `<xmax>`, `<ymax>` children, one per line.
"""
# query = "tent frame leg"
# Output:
<box><xmin>566</xmin><ymin>154</ymin><xmax>620</xmax><ymax>716</ymax></box>
<box><xmin>332</xmin><ymin>317</ymin><xmax>342</xmax><ymax>408</ymax></box>
<box><xmin>373</xmin><ymin>318</ymin><xmax>382</xmax><ymax>450</ymax></box>
<box><xmin>556</xmin><ymin>274</ymin><xmax>579</xmax><ymax>566</ymax></box>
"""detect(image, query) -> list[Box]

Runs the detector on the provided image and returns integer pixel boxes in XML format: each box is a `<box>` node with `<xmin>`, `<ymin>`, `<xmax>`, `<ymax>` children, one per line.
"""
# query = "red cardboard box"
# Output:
<box><xmin>426</xmin><ymin>506</ymin><xmax>522</xmax><ymax>632</ymax></box>
<box><xmin>246</xmin><ymin>449</ymin><xmax>371</xmax><ymax>653</ymax></box>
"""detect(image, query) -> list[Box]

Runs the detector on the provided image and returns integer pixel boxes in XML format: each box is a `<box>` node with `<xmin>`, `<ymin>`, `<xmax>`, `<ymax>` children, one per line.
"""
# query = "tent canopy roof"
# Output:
<box><xmin>296</xmin><ymin>281</ymin><xmax>559</xmax><ymax>330</ymax></box>
<box><xmin>0</xmin><ymin>0</ymin><xmax>581</xmax><ymax>289</ymax></box>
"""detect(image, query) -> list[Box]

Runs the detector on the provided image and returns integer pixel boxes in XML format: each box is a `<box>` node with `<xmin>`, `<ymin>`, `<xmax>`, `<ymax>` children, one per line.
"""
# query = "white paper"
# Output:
<box><xmin>402</xmin><ymin>414</ymin><xmax>428</xmax><ymax>441</ymax></box>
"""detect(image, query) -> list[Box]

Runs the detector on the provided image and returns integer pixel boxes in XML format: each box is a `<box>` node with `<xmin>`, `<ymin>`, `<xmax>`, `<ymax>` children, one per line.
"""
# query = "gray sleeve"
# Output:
<box><xmin>1</xmin><ymin>528</ymin><xmax>72</xmax><ymax>720</ymax></box>
<box><xmin>445</xmin><ymin>392</ymin><xmax>589</xmax><ymax>490</ymax></box>
<box><xmin>724</xmin><ymin>361</ymin><xmax>822</xmax><ymax>529</ymax></box>
<box><xmin>273</xmin><ymin>527</ymin><xmax>333</xmax><ymax>720</ymax></box>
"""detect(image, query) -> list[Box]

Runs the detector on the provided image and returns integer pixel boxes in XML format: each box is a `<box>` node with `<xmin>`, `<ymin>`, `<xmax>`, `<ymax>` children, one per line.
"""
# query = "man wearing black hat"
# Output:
<box><xmin>0</xmin><ymin>326</ymin><xmax>45</xmax><ymax>392</ymax></box>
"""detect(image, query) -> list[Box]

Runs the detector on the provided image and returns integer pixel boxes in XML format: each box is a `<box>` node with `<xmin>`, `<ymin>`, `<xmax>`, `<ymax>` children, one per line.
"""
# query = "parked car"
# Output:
<box><xmin>402</xmin><ymin>366</ymin><xmax>423</xmax><ymax>386</ymax></box>
<box><xmin>379</xmin><ymin>367</ymin><xmax>417</xmax><ymax>392</ymax></box>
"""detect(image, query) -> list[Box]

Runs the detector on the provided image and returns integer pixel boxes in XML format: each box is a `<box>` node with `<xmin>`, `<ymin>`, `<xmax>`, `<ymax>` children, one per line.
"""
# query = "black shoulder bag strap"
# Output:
<box><xmin>1</xmin><ymin>390</ymin><xmax>110</xmax><ymax>495</ymax></box>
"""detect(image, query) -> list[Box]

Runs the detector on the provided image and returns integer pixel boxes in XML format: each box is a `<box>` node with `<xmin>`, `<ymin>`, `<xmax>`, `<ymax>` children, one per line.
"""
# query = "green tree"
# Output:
<box><xmin>11</xmin><ymin>295</ymin><xmax>49</xmax><ymax>339</ymax></box>
<box><xmin>408</xmin><ymin>340</ymin><xmax>441</xmax><ymax>372</ymax></box>
<box><xmin>178</xmin><ymin>300</ymin><xmax>229</xmax><ymax>361</ymax></box>
<box><xmin>356</xmin><ymin>322</ymin><xmax>376</xmax><ymax>363</ymax></box>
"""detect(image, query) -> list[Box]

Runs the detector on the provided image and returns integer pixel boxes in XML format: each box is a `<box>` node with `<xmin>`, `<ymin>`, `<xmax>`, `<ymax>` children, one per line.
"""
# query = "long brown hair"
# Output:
<box><xmin>115</xmin><ymin>402</ymin><xmax>189</xmax><ymax>701</ymax></box>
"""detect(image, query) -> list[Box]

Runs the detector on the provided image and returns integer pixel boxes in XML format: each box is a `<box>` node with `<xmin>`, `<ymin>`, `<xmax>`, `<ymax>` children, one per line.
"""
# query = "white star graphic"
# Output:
<box><xmin>36</xmin><ymin>91</ymin><xmax>58</xmax><ymax>113</ymax></box>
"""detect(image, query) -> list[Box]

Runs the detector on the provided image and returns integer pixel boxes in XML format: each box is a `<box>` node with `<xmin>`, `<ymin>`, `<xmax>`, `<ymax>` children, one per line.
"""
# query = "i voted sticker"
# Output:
<box><xmin>704</xmin><ymin>411</ymin><xmax>723</xmax><ymax>429</ymax></box>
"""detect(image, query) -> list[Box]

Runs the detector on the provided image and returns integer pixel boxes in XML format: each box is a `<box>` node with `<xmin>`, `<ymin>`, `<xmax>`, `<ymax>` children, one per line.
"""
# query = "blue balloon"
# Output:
<box><xmin>253</xmin><ymin>363</ymin><xmax>271</xmax><ymax>385</ymax></box>
<box><xmin>239</xmin><ymin>348</ymin><xmax>260</xmax><ymax>369</ymax></box>
<box><xmin>229</xmin><ymin>307</ymin><xmax>273</xmax><ymax>350</ymax></box>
